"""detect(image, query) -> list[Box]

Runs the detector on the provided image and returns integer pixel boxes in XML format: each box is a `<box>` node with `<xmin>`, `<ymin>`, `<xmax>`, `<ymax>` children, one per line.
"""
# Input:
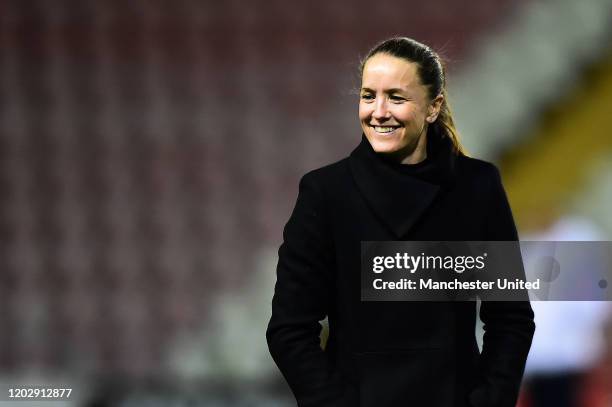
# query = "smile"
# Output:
<box><xmin>371</xmin><ymin>125</ymin><xmax>401</xmax><ymax>134</ymax></box>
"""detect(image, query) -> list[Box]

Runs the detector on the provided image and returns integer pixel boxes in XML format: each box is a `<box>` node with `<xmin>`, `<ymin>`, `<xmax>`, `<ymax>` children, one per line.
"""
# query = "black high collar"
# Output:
<box><xmin>348</xmin><ymin>129</ymin><xmax>458</xmax><ymax>238</ymax></box>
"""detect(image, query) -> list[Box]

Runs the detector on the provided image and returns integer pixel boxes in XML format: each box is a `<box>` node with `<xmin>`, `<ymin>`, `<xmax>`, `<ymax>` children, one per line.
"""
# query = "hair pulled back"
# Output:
<box><xmin>360</xmin><ymin>37</ymin><xmax>466</xmax><ymax>155</ymax></box>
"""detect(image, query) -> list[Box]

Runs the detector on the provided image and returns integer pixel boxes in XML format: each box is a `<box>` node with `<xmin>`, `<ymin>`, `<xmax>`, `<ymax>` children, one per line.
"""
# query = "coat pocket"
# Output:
<box><xmin>355</xmin><ymin>348</ymin><xmax>456</xmax><ymax>407</ymax></box>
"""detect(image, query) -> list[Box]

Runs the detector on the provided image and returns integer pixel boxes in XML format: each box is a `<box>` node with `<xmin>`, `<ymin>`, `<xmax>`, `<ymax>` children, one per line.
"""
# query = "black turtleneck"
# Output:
<box><xmin>356</xmin><ymin>125</ymin><xmax>458</xmax><ymax>186</ymax></box>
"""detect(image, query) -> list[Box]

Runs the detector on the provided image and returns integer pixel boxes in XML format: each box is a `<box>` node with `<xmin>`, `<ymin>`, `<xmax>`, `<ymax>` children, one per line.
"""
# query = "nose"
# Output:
<box><xmin>372</xmin><ymin>98</ymin><xmax>390</xmax><ymax>121</ymax></box>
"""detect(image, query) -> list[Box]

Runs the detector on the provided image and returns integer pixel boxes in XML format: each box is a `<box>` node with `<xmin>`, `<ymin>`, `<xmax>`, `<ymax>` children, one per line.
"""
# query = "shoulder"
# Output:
<box><xmin>456</xmin><ymin>155</ymin><xmax>499</xmax><ymax>176</ymax></box>
<box><xmin>289</xmin><ymin>159</ymin><xmax>351</xmax><ymax>225</ymax></box>
<box><xmin>300</xmin><ymin>157</ymin><xmax>351</xmax><ymax>190</ymax></box>
<box><xmin>294</xmin><ymin>158</ymin><xmax>353</xmax><ymax>213</ymax></box>
<box><xmin>455</xmin><ymin>155</ymin><xmax>503</xmax><ymax>185</ymax></box>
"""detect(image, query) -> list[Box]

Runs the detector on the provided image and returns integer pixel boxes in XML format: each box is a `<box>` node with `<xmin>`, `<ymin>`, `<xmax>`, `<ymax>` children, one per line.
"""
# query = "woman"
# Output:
<box><xmin>267</xmin><ymin>37</ymin><xmax>535</xmax><ymax>407</ymax></box>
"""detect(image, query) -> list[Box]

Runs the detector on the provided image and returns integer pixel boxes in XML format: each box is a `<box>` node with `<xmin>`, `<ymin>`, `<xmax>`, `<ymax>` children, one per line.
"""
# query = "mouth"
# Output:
<box><xmin>369</xmin><ymin>125</ymin><xmax>401</xmax><ymax>135</ymax></box>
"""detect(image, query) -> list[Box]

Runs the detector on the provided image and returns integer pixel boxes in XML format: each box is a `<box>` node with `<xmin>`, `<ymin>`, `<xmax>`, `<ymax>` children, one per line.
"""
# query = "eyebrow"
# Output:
<box><xmin>360</xmin><ymin>87</ymin><xmax>407</xmax><ymax>94</ymax></box>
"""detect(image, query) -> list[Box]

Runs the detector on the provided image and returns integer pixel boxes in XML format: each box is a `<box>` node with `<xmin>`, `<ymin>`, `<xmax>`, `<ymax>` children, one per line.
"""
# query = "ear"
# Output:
<box><xmin>426</xmin><ymin>94</ymin><xmax>444</xmax><ymax>123</ymax></box>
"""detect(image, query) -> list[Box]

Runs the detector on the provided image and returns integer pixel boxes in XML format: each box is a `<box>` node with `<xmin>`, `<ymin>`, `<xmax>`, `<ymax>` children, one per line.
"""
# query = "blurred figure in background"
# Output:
<box><xmin>580</xmin><ymin>314</ymin><xmax>612</xmax><ymax>407</ymax></box>
<box><xmin>521</xmin><ymin>216</ymin><xmax>612</xmax><ymax>407</ymax></box>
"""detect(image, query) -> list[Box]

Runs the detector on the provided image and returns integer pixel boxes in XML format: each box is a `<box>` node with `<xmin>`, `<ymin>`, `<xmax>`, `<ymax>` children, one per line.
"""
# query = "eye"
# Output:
<box><xmin>360</xmin><ymin>93</ymin><xmax>374</xmax><ymax>102</ymax></box>
<box><xmin>390</xmin><ymin>95</ymin><xmax>406</xmax><ymax>103</ymax></box>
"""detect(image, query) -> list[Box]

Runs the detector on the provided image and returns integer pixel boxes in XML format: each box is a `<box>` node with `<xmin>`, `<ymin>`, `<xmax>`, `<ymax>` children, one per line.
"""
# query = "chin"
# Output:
<box><xmin>366</xmin><ymin>134</ymin><xmax>404</xmax><ymax>154</ymax></box>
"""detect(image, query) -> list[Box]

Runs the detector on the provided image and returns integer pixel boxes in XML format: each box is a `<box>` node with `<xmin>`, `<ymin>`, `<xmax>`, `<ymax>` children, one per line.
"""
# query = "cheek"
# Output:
<box><xmin>396</xmin><ymin>107</ymin><xmax>419</xmax><ymax>123</ymax></box>
<box><xmin>358</xmin><ymin>103</ymin><xmax>371</xmax><ymax>121</ymax></box>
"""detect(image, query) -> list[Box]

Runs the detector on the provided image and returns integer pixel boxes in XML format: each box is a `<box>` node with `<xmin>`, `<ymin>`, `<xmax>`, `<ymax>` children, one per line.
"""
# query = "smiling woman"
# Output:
<box><xmin>267</xmin><ymin>37</ymin><xmax>535</xmax><ymax>407</ymax></box>
<box><xmin>358</xmin><ymin>38</ymin><xmax>465</xmax><ymax>164</ymax></box>
<box><xmin>359</xmin><ymin>53</ymin><xmax>441</xmax><ymax>164</ymax></box>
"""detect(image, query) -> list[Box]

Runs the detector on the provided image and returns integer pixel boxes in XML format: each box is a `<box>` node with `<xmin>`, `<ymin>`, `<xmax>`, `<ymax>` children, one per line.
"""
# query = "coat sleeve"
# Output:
<box><xmin>266</xmin><ymin>173</ymin><xmax>349</xmax><ymax>407</ymax></box>
<box><xmin>469</xmin><ymin>166</ymin><xmax>536</xmax><ymax>407</ymax></box>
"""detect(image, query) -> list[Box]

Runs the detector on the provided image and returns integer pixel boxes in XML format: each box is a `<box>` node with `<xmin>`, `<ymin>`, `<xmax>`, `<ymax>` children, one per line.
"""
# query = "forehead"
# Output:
<box><xmin>361</xmin><ymin>53</ymin><xmax>422</xmax><ymax>90</ymax></box>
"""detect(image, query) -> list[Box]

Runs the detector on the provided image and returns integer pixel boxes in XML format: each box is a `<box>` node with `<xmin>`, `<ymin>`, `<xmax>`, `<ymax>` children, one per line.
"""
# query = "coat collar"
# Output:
<box><xmin>348</xmin><ymin>130</ymin><xmax>457</xmax><ymax>238</ymax></box>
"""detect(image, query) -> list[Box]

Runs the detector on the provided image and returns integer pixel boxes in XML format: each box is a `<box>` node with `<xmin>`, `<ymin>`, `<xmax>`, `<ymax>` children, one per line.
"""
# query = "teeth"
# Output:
<box><xmin>373</xmin><ymin>126</ymin><xmax>397</xmax><ymax>133</ymax></box>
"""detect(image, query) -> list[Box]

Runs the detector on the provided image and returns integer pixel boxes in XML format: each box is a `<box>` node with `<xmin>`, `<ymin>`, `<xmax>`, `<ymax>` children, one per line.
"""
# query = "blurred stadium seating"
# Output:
<box><xmin>0</xmin><ymin>0</ymin><xmax>610</xmax><ymax>405</ymax></box>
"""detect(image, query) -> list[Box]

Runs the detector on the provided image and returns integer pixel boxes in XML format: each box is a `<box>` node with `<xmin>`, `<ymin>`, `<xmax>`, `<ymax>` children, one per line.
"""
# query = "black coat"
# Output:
<box><xmin>267</xmin><ymin>133</ymin><xmax>535</xmax><ymax>407</ymax></box>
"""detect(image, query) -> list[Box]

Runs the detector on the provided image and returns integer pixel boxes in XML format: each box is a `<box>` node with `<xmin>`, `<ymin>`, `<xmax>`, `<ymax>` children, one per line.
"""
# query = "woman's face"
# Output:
<box><xmin>359</xmin><ymin>53</ymin><xmax>442</xmax><ymax>164</ymax></box>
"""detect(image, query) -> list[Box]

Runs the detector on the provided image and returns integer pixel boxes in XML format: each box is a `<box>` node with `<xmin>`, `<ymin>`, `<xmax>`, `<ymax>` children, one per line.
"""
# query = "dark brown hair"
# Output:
<box><xmin>360</xmin><ymin>37</ymin><xmax>466</xmax><ymax>155</ymax></box>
